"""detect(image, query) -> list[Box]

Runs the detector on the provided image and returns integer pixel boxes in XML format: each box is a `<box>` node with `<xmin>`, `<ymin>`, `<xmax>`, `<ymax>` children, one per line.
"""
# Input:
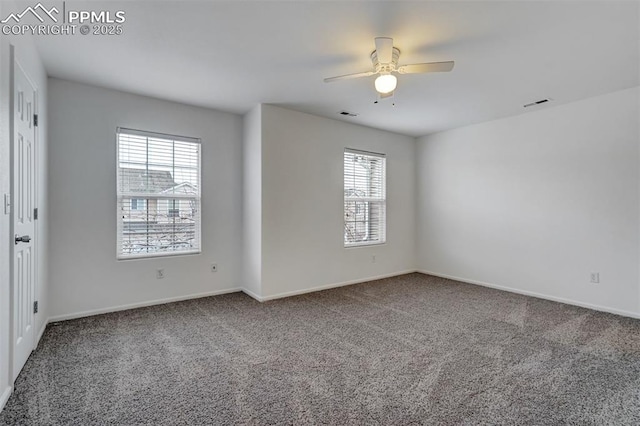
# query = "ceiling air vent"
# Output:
<box><xmin>523</xmin><ymin>98</ymin><xmax>551</xmax><ymax>108</ymax></box>
<box><xmin>339</xmin><ymin>111</ymin><xmax>358</xmax><ymax>117</ymax></box>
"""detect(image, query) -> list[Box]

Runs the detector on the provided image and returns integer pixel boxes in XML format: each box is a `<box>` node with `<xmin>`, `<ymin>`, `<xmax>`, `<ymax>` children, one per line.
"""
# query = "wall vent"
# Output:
<box><xmin>339</xmin><ymin>111</ymin><xmax>358</xmax><ymax>117</ymax></box>
<box><xmin>524</xmin><ymin>98</ymin><xmax>551</xmax><ymax>108</ymax></box>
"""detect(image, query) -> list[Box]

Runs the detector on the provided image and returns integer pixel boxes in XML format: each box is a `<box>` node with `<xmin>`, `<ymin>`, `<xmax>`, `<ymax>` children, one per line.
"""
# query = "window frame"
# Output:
<box><xmin>343</xmin><ymin>148</ymin><xmax>387</xmax><ymax>248</ymax></box>
<box><xmin>116</xmin><ymin>127</ymin><xmax>202</xmax><ymax>260</ymax></box>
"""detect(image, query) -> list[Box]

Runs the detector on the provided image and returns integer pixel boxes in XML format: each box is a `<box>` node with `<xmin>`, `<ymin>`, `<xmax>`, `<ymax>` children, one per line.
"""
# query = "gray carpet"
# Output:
<box><xmin>2</xmin><ymin>273</ymin><xmax>640</xmax><ymax>425</ymax></box>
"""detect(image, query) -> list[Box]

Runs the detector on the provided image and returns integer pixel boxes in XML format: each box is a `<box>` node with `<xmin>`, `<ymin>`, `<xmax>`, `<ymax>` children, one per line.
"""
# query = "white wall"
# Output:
<box><xmin>242</xmin><ymin>105</ymin><xmax>262</xmax><ymax>297</ymax></box>
<box><xmin>0</xmin><ymin>0</ymin><xmax>49</xmax><ymax>408</ymax></box>
<box><xmin>48</xmin><ymin>79</ymin><xmax>243</xmax><ymax>319</ymax></box>
<box><xmin>259</xmin><ymin>105</ymin><xmax>416</xmax><ymax>299</ymax></box>
<box><xmin>417</xmin><ymin>87</ymin><xmax>640</xmax><ymax>316</ymax></box>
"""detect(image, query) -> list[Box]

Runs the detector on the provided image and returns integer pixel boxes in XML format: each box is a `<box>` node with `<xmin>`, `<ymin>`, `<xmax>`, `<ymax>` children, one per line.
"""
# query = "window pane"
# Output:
<box><xmin>119</xmin><ymin>197</ymin><xmax>200</xmax><ymax>256</ymax></box>
<box><xmin>117</xmin><ymin>129</ymin><xmax>201</xmax><ymax>259</ymax></box>
<box><xmin>344</xmin><ymin>150</ymin><xmax>386</xmax><ymax>246</ymax></box>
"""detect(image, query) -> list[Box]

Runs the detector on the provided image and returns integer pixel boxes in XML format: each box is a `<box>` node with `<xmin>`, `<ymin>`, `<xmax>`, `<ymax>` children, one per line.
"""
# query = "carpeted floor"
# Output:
<box><xmin>2</xmin><ymin>273</ymin><xmax>640</xmax><ymax>425</ymax></box>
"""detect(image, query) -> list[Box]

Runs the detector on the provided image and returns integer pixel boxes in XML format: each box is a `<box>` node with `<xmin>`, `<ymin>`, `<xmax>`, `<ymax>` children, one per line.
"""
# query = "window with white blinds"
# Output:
<box><xmin>116</xmin><ymin>128</ymin><xmax>201</xmax><ymax>259</ymax></box>
<box><xmin>344</xmin><ymin>149</ymin><xmax>386</xmax><ymax>247</ymax></box>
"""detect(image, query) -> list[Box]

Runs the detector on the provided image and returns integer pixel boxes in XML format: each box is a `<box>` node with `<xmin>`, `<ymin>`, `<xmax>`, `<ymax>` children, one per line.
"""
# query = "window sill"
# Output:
<box><xmin>344</xmin><ymin>242</ymin><xmax>386</xmax><ymax>249</ymax></box>
<box><xmin>117</xmin><ymin>250</ymin><xmax>201</xmax><ymax>261</ymax></box>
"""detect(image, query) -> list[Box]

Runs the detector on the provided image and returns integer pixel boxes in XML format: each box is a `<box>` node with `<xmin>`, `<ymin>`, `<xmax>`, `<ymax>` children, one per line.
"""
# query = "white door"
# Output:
<box><xmin>12</xmin><ymin>60</ymin><xmax>37</xmax><ymax>381</ymax></box>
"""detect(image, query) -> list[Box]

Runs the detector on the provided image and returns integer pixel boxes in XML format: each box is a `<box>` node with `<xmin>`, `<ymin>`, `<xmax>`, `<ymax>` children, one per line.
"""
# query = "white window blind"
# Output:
<box><xmin>116</xmin><ymin>128</ymin><xmax>201</xmax><ymax>259</ymax></box>
<box><xmin>344</xmin><ymin>149</ymin><xmax>386</xmax><ymax>247</ymax></box>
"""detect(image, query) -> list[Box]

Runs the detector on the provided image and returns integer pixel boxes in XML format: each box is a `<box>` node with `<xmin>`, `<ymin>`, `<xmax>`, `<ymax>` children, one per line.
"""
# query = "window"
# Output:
<box><xmin>167</xmin><ymin>200</ymin><xmax>179</xmax><ymax>218</ymax></box>
<box><xmin>130</xmin><ymin>198</ymin><xmax>146</xmax><ymax>211</ymax></box>
<box><xmin>117</xmin><ymin>128</ymin><xmax>201</xmax><ymax>259</ymax></box>
<box><xmin>344</xmin><ymin>149</ymin><xmax>386</xmax><ymax>246</ymax></box>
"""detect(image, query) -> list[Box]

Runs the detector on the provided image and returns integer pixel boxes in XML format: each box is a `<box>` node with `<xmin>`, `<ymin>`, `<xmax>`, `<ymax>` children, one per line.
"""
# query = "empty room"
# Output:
<box><xmin>1</xmin><ymin>0</ymin><xmax>639</xmax><ymax>424</ymax></box>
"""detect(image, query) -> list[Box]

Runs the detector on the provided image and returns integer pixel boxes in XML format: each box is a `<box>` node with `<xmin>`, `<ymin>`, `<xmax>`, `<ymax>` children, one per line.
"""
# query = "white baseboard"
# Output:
<box><xmin>244</xmin><ymin>270</ymin><xmax>418</xmax><ymax>302</ymax></box>
<box><xmin>417</xmin><ymin>270</ymin><xmax>640</xmax><ymax>320</ymax></box>
<box><xmin>0</xmin><ymin>385</ymin><xmax>12</xmax><ymax>413</ymax></box>
<box><xmin>35</xmin><ymin>320</ymin><xmax>47</xmax><ymax>348</ymax></box>
<box><xmin>48</xmin><ymin>287</ymin><xmax>243</xmax><ymax>322</ymax></box>
<box><xmin>241</xmin><ymin>287</ymin><xmax>263</xmax><ymax>302</ymax></box>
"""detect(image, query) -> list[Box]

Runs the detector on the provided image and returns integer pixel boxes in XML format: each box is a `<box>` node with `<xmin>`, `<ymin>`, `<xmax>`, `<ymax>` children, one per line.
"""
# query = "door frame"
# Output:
<box><xmin>9</xmin><ymin>47</ymin><xmax>39</xmax><ymax>382</ymax></box>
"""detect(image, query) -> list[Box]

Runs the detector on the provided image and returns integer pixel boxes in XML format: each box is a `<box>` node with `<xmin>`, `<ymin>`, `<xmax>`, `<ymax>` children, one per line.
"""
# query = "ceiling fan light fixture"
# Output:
<box><xmin>374</xmin><ymin>74</ymin><xmax>397</xmax><ymax>94</ymax></box>
<box><xmin>323</xmin><ymin>37</ymin><xmax>454</xmax><ymax>98</ymax></box>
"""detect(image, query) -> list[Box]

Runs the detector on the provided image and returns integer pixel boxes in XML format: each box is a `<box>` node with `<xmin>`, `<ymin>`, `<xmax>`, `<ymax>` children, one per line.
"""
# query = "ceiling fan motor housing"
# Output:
<box><xmin>371</xmin><ymin>47</ymin><xmax>401</xmax><ymax>73</ymax></box>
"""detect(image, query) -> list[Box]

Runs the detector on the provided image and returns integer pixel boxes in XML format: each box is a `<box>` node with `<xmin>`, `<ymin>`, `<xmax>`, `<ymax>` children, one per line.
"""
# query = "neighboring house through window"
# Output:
<box><xmin>344</xmin><ymin>149</ymin><xmax>386</xmax><ymax>247</ymax></box>
<box><xmin>116</xmin><ymin>128</ymin><xmax>201</xmax><ymax>258</ymax></box>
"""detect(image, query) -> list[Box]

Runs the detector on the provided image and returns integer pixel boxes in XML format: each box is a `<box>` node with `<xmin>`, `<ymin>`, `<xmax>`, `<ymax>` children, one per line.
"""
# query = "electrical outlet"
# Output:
<box><xmin>590</xmin><ymin>272</ymin><xmax>600</xmax><ymax>284</ymax></box>
<box><xmin>372</xmin><ymin>255</ymin><xmax>376</xmax><ymax>263</ymax></box>
<box><xmin>156</xmin><ymin>268</ymin><xmax>165</xmax><ymax>279</ymax></box>
<box><xmin>211</xmin><ymin>263</ymin><xmax>218</xmax><ymax>273</ymax></box>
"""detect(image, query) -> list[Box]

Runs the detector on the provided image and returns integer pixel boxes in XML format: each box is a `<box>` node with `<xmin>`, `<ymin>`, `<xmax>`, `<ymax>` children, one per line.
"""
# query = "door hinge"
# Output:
<box><xmin>34</xmin><ymin>207</ymin><xmax>38</xmax><ymax>220</ymax></box>
<box><xmin>33</xmin><ymin>301</ymin><xmax>38</xmax><ymax>314</ymax></box>
<box><xmin>34</xmin><ymin>114</ymin><xmax>38</xmax><ymax>127</ymax></box>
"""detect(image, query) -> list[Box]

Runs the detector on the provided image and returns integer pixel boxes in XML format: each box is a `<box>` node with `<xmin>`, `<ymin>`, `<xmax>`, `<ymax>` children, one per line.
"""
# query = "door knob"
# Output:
<box><xmin>14</xmin><ymin>235</ymin><xmax>31</xmax><ymax>244</ymax></box>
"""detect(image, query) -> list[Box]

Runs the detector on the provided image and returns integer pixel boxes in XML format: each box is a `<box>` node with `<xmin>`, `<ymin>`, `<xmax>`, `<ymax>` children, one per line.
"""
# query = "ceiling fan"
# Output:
<box><xmin>324</xmin><ymin>37</ymin><xmax>455</xmax><ymax>98</ymax></box>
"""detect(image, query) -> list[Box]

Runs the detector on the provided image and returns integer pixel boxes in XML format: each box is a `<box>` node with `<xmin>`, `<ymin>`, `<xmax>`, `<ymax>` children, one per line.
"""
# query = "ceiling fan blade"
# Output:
<box><xmin>397</xmin><ymin>61</ymin><xmax>455</xmax><ymax>74</ymax></box>
<box><xmin>374</xmin><ymin>37</ymin><xmax>394</xmax><ymax>64</ymax></box>
<box><xmin>323</xmin><ymin>71</ymin><xmax>375</xmax><ymax>83</ymax></box>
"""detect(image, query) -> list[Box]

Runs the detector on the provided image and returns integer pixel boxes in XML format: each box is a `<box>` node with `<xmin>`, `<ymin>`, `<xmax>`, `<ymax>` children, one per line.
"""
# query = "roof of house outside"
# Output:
<box><xmin>160</xmin><ymin>182</ymin><xmax>198</xmax><ymax>195</ymax></box>
<box><xmin>119</xmin><ymin>168</ymin><xmax>176</xmax><ymax>193</ymax></box>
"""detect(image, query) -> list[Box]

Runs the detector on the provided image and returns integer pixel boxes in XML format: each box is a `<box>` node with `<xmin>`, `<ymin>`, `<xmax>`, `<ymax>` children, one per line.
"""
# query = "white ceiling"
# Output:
<box><xmin>31</xmin><ymin>0</ymin><xmax>639</xmax><ymax>137</ymax></box>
